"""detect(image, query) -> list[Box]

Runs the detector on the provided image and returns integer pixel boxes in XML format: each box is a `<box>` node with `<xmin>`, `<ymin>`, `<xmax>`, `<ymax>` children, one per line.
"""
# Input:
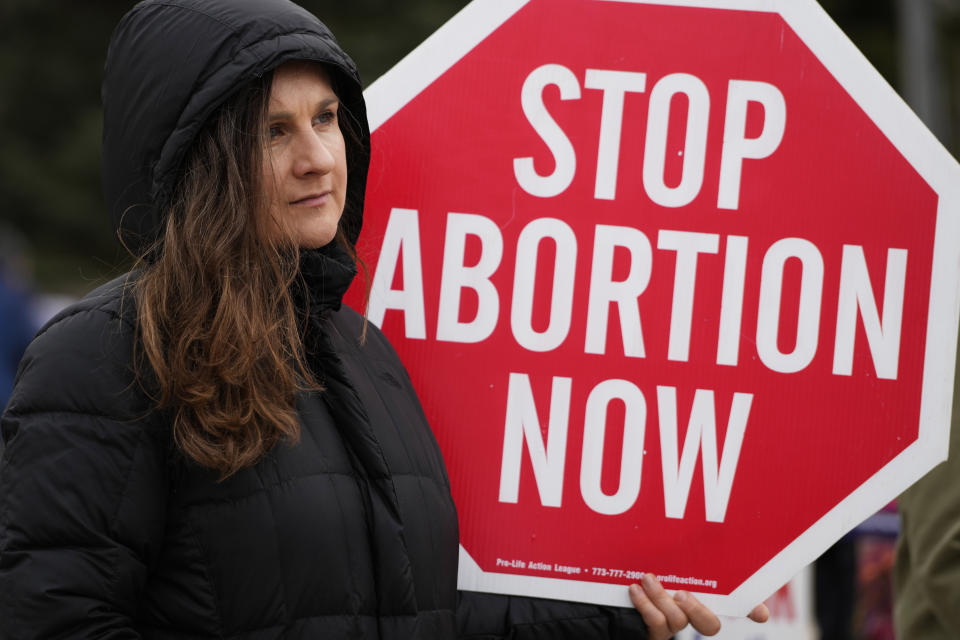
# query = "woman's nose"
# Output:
<box><xmin>293</xmin><ymin>131</ymin><xmax>336</xmax><ymax>177</ymax></box>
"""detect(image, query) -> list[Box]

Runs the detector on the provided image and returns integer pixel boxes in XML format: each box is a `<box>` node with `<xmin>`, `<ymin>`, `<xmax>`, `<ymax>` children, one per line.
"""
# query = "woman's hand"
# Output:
<box><xmin>628</xmin><ymin>573</ymin><xmax>770</xmax><ymax>639</ymax></box>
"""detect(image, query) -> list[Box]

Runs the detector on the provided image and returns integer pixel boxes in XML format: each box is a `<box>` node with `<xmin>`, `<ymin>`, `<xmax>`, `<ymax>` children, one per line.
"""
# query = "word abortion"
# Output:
<box><xmin>369</xmin><ymin>208</ymin><xmax>907</xmax><ymax>379</ymax></box>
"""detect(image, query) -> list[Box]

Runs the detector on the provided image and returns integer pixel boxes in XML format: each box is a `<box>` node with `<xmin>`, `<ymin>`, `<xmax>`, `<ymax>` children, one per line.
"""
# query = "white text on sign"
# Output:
<box><xmin>497</xmin><ymin>373</ymin><xmax>753</xmax><ymax>521</ymax></box>
<box><xmin>369</xmin><ymin>209</ymin><xmax>908</xmax><ymax>379</ymax></box>
<box><xmin>366</xmin><ymin>63</ymin><xmax>910</xmax><ymax>522</ymax></box>
<box><xmin>512</xmin><ymin>64</ymin><xmax>787</xmax><ymax>209</ymax></box>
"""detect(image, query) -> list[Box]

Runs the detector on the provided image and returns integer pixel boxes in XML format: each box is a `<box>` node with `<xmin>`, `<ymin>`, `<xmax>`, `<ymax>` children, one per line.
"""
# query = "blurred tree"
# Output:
<box><xmin>0</xmin><ymin>0</ymin><xmax>953</xmax><ymax>295</ymax></box>
<box><xmin>940</xmin><ymin>1</ymin><xmax>960</xmax><ymax>153</ymax></box>
<box><xmin>302</xmin><ymin>0</ymin><xmax>471</xmax><ymax>87</ymax></box>
<box><xmin>0</xmin><ymin>1</ymin><xmax>132</xmax><ymax>293</ymax></box>
<box><xmin>820</xmin><ymin>0</ymin><xmax>899</xmax><ymax>84</ymax></box>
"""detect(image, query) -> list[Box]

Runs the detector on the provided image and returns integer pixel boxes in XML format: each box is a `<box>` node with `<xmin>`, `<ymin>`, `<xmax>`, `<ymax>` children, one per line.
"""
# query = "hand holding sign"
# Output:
<box><xmin>629</xmin><ymin>574</ymin><xmax>770</xmax><ymax>638</ymax></box>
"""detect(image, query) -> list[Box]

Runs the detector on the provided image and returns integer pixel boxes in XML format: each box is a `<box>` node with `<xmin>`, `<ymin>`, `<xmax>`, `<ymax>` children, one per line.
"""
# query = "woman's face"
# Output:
<box><xmin>262</xmin><ymin>61</ymin><xmax>347</xmax><ymax>249</ymax></box>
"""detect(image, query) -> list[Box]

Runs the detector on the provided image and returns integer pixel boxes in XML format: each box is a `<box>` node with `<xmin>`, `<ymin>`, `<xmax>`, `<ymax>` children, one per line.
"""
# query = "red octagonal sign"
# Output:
<box><xmin>344</xmin><ymin>0</ymin><xmax>960</xmax><ymax>615</ymax></box>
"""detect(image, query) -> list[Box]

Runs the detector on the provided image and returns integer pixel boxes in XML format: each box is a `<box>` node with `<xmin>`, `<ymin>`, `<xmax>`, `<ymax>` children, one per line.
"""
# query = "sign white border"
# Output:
<box><xmin>364</xmin><ymin>0</ymin><xmax>960</xmax><ymax>617</ymax></box>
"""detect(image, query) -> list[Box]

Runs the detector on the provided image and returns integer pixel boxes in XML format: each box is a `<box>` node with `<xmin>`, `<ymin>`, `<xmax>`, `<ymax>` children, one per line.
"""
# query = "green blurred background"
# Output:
<box><xmin>1</xmin><ymin>0</ymin><xmax>958</xmax><ymax>296</ymax></box>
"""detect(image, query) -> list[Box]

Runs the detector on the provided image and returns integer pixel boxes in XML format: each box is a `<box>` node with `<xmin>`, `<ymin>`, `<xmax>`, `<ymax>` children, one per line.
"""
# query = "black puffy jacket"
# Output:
<box><xmin>0</xmin><ymin>0</ymin><xmax>646</xmax><ymax>637</ymax></box>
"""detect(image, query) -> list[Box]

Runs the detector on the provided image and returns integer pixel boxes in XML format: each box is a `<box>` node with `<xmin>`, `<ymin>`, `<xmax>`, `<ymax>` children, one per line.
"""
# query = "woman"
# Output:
<box><xmin>0</xmin><ymin>0</ymin><xmax>766</xmax><ymax>637</ymax></box>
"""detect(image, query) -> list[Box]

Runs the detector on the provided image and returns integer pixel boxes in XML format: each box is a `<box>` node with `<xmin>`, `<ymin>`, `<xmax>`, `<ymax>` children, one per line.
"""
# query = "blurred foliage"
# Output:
<box><xmin>0</xmin><ymin>0</ymin><xmax>954</xmax><ymax>294</ymax></box>
<box><xmin>945</xmin><ymin>7</ymin><xmax>960</xmax><ymax>153</ymax></box>
<box><xmin>819</xmin><ymin>0</ymin><xmax>899</xmax><ymax>85</ymax></box>
<box><xmin>0</xmin><ymin>1</ymin><xmax>132</xmax><ymax>293</ymax></box>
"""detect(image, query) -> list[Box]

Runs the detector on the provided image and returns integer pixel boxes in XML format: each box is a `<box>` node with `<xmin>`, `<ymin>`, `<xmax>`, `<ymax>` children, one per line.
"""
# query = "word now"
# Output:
<box><xmin>369</xmin><ymin>208</ymin><xmax>908</xmax><ymax>378</ymax></box>
<box><xmin>514</xmin><ymin>64</ymin><xmax>786</xmax><ymax>209</ymax></box>
<box><xmin>498</xmin><ymin>373</ymin><xmax>753</xmax><ymax>522</ymax></box>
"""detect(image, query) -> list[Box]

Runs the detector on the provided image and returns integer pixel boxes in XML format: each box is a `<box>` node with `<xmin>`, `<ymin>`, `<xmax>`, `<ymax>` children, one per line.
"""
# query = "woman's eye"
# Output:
<box><xmin>315</xmin><ymin>110</ymin><xmax>336</xmax><ymax>126</ymax></box>
<box><xmin>268</xmin><ymin>124</ymin><xmax>283</xmax><ymax>139</ymax></box>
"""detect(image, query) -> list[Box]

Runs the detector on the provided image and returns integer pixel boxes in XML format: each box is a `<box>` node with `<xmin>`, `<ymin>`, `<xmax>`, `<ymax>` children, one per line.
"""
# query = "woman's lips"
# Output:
<box><xmin>290</xmin><ymin>192</ymin><xmax>330</xmax><ymax>207</ymax></box>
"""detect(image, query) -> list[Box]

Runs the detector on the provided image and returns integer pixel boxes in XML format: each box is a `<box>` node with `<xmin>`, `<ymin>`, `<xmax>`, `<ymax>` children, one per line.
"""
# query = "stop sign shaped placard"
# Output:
<box><xmin>344</xmin><ymin>0</ymin><xmax>960</xmax><ymax>615</ymax></box>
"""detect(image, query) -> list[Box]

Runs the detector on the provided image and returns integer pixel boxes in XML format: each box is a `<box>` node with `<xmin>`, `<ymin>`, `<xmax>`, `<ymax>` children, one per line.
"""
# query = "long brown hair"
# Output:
<box><xmin>134</xmin><ymin>70</ymin><xmax>361</xmax><ymax>478</ymax></box>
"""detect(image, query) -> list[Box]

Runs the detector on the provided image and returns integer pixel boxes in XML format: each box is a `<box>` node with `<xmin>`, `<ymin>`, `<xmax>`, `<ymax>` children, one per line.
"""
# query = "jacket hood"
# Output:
<box><xmin>101</xmin><ymin>0</ymin><xmax>370</xmax><ymax>255</ymax></box>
